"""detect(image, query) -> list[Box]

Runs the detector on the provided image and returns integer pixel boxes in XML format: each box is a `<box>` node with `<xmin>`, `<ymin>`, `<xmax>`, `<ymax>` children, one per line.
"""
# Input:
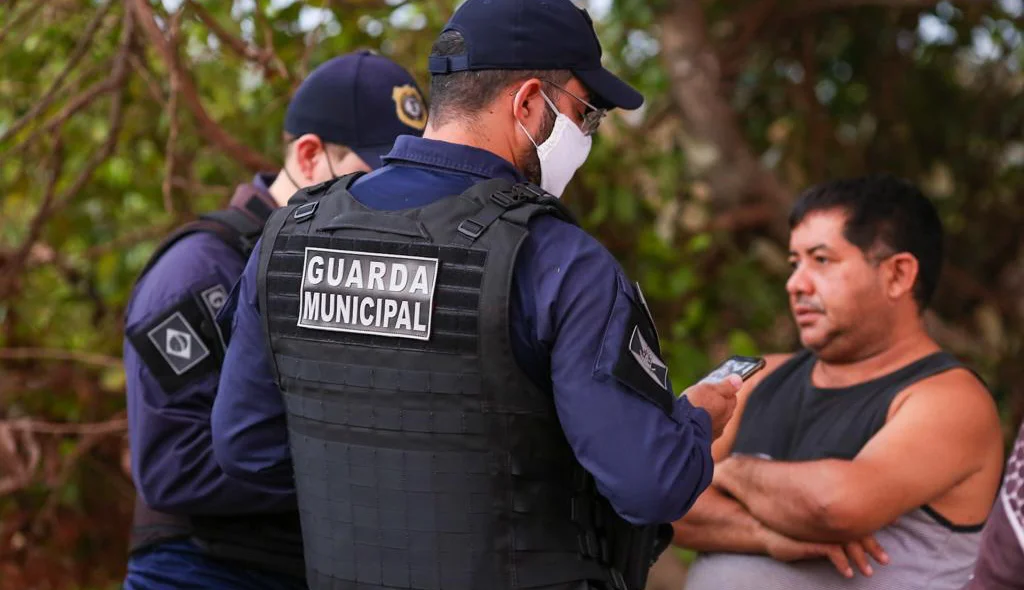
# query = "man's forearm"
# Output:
<box><xmin>672</xmin><ymin>484</ymin><xmax>767</xmax><ymax>554</ymax></box>
<box><xmin>718</xmin><ymin>456</ymin><xmax>857</xmax><ymax>542</ymax></box>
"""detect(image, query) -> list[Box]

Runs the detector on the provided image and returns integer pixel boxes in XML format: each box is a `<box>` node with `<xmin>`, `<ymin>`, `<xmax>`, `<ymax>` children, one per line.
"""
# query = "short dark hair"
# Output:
<box><xmin>428</xmin><ymin>30</ymin><xmax>571</xmax><ymax>127</ymax></box>
<box><xmin>788</xmin><ymin>174</ymin><xmax>944</xmax><ymax>309</ymax></box>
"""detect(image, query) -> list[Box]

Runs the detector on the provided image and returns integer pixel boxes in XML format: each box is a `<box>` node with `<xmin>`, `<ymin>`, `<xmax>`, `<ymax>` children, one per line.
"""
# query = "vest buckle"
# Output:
<box><xmin>490</xmin><ymin>190</ymin><xmax>520</xmax><ymax>209</ymax></box>
<box><xmin>457</xmin><ymin>218</ymin><xmax>485</xmax><ymax>239</ymax></box>
<box><xmin>577</xmin><ymin>531</ymin><xmax>599</xmax><ymax>559</ymax></box>
<box><xmin>513</xmin><ymin>183</ymin><xmax>548</xmax><ymax>201</ymax></box>
<box><xmin>609</xmin><ymin>568</ymin><xmax>628</xmax><ymax>590</ymax></box>
<box><xmin>293</xmin><ymin>201</ymin><xmax>318</xmax><ymax>221</ymax></box>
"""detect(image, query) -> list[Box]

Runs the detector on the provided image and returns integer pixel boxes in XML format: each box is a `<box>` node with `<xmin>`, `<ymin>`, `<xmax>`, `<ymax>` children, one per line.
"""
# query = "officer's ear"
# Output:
<box><xmin>511</xmin><ymin>78</ymin><xmax>545</xmax><ymax>129</ymax></box>
<box><xmin>290</xmin><ymin>133</ymin><xmax>327</xmax><ymax>182</ymax></box>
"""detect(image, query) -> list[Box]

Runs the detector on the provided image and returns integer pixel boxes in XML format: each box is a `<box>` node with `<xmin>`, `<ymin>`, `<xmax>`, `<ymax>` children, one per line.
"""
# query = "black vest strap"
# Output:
<box><xmin>130</xmin><ymin>496</ymin><xmax>192</xmax><ymax>551</ymax></box>
<box><xmin>256</xmin><ymin>171</ymin><xmax>366</xmax><ymax>388</ymax></box>
<box><xmin>136</xmin><ymin>189</ymin><xmax>276</xmax><ymax>283</ymax></box>
<box><xmin>320</xmin><ymin>211</ymin><xmax>433</xmax><ymax>240</ymax></box>
<box><xmin>451</xmin><ymin>180</ymin><xmax>577</xmax><ymax>245</ymax></box>
<box><xmin>256</xmin><ymin>208</ymin><xmax>290</xmax><ymax>389</ymax></box>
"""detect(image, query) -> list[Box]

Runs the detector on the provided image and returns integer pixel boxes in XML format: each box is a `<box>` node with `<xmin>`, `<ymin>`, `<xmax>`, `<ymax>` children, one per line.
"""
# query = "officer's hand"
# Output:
<box><xmin>680</xmin><ymin>374</ymin><xmax>741</xmax><ymax>439</ymax></box>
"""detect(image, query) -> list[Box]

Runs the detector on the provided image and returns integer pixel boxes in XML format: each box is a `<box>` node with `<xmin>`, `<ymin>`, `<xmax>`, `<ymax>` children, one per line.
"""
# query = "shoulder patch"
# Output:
<box><xmin>145</xmin><ymin>311</ymin><xmax>210</xmax><ymax>375</ymax></box>
<box><xmin>127</xmin><ymin>287</ymin><xmax>225</xmax><ymax>392</ymax></box>
<box><xmin>612</xmin><ymin>294</ymin><xmax>675</xmax><ymax>415</ymax></box>
<box><xmin>200</xmin><ymin>284</ymin><xmax>228</xmax><ymax>318</ymax></box>
<box><xmin>628</xmin><ymin>325</ymin><xmax>668</xmax><ymax>389</ymax></box>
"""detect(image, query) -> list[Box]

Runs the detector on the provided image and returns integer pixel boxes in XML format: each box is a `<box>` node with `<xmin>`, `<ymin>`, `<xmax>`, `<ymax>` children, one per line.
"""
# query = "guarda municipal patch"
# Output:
<box><xmin>297</xmin><ymin>246</ymin><xmax>439</xmax><ymax>341</ymax></box>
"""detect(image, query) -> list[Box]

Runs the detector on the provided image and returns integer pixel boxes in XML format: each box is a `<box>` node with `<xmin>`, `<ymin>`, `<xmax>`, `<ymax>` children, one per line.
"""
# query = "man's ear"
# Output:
<box><xmin>291</xmin><ymin>133</ymin><xmax>325</xmax><ymax>181</ymax></box>
<box><xmin>884</xmin><ymin>252</ymin><xmax>920</xmax><ymax>301</ymax></box>
<box><xmin>511</xmin><ymin>78</ymin><xmax>544</xmax><ymax>128</ymax></box>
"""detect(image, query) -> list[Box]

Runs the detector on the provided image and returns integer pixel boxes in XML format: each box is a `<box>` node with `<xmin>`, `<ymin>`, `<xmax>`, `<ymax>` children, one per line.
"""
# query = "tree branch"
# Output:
<box><xmin>0</xmin><ymin>0</ymin><xmax>114</xmax><ymax>146</ymax></box>
<box><xmin>129</xmin><ymin>51</ymin><xmax>167</xmax><ymax>106</ymax></box>
<box><xmin>788</xmin><ymin>0</ymin><xmax>992</xmax><ymax>17</ymax></box>
<box><xmin>170</xmin><ymin>175</ymin><xmax>233</xmax><ymax>200</ymax></box>
<box><xmin>657</xmin><ymin>0</ymin><xmax>792</xmax><ymax>233</ymax></box>
<box><xmin>186</xmin><ymin>0</ymin><xmax>290</xmax><ymax>81</ymax></box>
<box><xmin>0</xmin><ymin>424</ymin><xmax>41</xmax><ymax>496</ymax></box>
<box><xmin>162</xmin><ymin>9</ymin><xmax>183</xmax><ymax>215</ymax></box>
<box><xmin>799</xmin><ymin>26</ymin><xmax>828</xmax><ymax>181</ymax></box>
<box><xmin>0</xmin><ymin>1</ymin><xmax>41</xmax><ymax>47</ymax></box>
<box><xmin>0</xmin><ymin>348</ymin><xmax>122</xmax><ymax>370</ymax></box>
<box><xmin>708</xmin><ymin>202</ymin><xmax>781</xmax><ymax>232</ymax></box>
<box><xmin>82</xmin><ymin>224</ymin><xmax>179</xmax><ymax>262</ymax></box>
<box><xmin>6</xmin><ymin>416</ymin><xmax>128</xmax><ymax>437</ymax></box>
<box><xmin>0</xmin><ymin>140</ymin><xmax>65</xmax><ymax>299</ymax></box>
<box><xmin>299</xmin><ymin>19</ymin><xmax>326</xmax><ymax>82</ymax></box>
<box><xmin>719</xmin><ymin>0</ymin><xmax>779</xmax><ymax>77</ymax></box>
<box><xmin>129</xmin><ymin>0</ymin><xmax>276</xmax><ymax>173</ymax></box>
<box><xmin>50</xmin><ymin>10</ymin><xmax>134</xmax><ymax>213</ymax></box>
<box><xmin>30</xmin><ymin>416</ymin><xmax>129</xmax><ymax>529</ymax></box>
<box><xmin>11</xmin><ymin>72</ymin><xmax>119</xmax><ymax>156</ymax></box>
<box><xmin>0</xmin><ymin>415</ymin><xmax>127</xmax><ymax>499</ymax></box>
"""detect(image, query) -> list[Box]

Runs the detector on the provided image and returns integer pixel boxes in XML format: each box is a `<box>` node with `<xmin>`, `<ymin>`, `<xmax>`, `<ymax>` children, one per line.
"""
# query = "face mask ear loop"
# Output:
<box><xmin>539</xmin><ymin>89</ymin><xmax>560</xmax><ymax>114</ymax></box>
<box><xmin>517</xmin><ymin>119</ymin><xmax>540</xmax><ymax>149</ymax></box>
<box><xmin>282</xmin><ymin>165</ymin><xmax>303</xmax><ymax>191</ymax></box>
<box><xmin>326</xmin><ymin>149</ymin><xmax>339</xmax><ymax>180</ymax></box>
<box><xmin>514</xmin><ymin>84</ymin><xmax>557</xmax><ymax>149</ymax></box>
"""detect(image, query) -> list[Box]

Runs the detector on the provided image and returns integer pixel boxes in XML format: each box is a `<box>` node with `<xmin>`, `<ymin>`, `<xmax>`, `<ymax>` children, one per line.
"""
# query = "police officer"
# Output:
<box><xmin>212</xmin><ymin>1</ymin><xmax>740</xmax><ymax>588</ymax></box>
<box><xmin>123</xmin><ymin>51</ymin><xmax>426</xmax><ymax>589</ymax></box>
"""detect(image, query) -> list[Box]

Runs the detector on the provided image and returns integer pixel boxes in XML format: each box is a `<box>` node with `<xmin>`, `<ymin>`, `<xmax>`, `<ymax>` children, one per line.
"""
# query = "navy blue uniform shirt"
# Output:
<box><xmin>212</xmin><ymin>137</ymin><xmax>714</xmax><ymax>525</ymax></box>
<box><xmin>124</xmin><ymin>173</ymin><xmax>295</xmax><ymax>515</ymax></box>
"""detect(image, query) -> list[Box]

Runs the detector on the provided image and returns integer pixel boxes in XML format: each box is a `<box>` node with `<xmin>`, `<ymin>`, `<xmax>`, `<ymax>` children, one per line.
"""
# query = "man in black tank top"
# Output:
<box><xmin>672</xmin><ymin>175</ymin><xmax>1005</xmax><ymax>590</ymax></box>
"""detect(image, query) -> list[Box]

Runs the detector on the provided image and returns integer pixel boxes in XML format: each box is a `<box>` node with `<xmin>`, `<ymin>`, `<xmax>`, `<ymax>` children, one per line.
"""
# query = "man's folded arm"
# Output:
<box><xmin>716</xmin><ymin>368</ymin><xmax>1001</xmax><ymax>542</ymax></box>
<box><xmin>671</xmin><ymin>485</ymin><xmax>768</xmax><ymax>553</ymax></box>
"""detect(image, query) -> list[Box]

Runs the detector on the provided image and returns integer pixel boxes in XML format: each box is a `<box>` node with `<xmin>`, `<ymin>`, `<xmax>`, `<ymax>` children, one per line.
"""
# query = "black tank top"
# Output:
<box><xmin>733</xmin><ymin>350</ymin><xmax>963</xmax><ymax>461</ymax></box>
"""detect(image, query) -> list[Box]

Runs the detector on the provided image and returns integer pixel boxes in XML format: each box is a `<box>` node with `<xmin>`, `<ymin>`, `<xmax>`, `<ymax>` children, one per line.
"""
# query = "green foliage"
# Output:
<box><xmin>0</xmin><ymin>0</ymin><xmax>1022</xmax><ymax>586</ymax></box>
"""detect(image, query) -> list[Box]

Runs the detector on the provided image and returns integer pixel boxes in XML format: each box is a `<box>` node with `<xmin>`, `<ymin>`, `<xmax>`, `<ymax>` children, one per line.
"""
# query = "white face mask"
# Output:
<box><xmin>517</xmin><ymin>90</ymin><xmax>592</xmax><ymax>198</ymax></box>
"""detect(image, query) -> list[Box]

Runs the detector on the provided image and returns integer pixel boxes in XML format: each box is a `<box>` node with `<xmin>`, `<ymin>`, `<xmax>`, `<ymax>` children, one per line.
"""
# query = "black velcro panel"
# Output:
<box><xmin>126</xmin><ymin>289</ymin><xmax>223</xmax><ymax>393</ymax></box>
<box><xmin>266</xmin><ymin>235</ymin><xmax>486</xmax><ymax>356</ymax></box>
<box><xmin>611</xmin><ymin>301</ymin><xmax>675</xmax><ymax>415</ymax></box>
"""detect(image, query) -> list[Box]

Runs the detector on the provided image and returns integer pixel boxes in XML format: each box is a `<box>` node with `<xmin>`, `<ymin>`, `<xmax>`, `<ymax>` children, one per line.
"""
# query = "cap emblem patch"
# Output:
<box><xmin>392</xmin><ymin>84</ymin><xmax>427</xmax><ymax>131</ymax></box>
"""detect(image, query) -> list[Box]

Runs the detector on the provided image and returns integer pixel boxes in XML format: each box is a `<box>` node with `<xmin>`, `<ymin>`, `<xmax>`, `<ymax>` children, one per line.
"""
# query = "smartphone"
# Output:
<box><xmin>700</xmin><ymin>355</ymin><xmax>766</xmax><ymax>384</ymax></box>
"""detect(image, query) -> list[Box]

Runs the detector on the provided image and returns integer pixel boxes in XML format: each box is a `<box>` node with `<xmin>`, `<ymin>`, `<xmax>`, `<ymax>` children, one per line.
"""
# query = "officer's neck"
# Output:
<box><xmin>267</xmin><ymin>172</ymin><xmax>300</xmax><ymax>207</ymax></box>
<box><xmin>424</xmin><ymin>118</ymin><xmax>519</xmax><ymax>172</ymax></box>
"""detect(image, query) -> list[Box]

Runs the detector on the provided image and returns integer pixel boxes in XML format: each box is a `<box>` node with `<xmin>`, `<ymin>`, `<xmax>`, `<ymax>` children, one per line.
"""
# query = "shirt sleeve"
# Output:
<box><xmin>211</xmin><ymin>239</ymin><xmax>295</xmax><ymax>495</ymax></box>
<box><xmin>124</xmin><ymin>233</ymin><xmax>295</xmax><ymax>515</ymax></box>
<box><xmin>514</xmin><ymin>216</ymin><xmax>714</xmax><ymax>526</ymax></box>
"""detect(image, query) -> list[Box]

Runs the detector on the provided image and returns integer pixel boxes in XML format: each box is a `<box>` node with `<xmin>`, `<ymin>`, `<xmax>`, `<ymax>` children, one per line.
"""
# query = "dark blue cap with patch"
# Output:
<box><xmin>427</xmin><ymin>0</ymin><xmax>643</xmax><ymax>110</ymax></box>
<box><xmin>285</xmin><ymin>50</ymin><xmax>427</xmax><ymax>169</ymax></box>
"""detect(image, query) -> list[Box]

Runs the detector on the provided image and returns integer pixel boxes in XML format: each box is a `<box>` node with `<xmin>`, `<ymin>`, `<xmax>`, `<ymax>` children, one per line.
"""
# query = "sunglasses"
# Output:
<box><xmin>545</xmin><ymin>81</ymin><xmax>606</xmax><ymax>136</ymax></box>
<box><xmin>512</xmin><ymin>79</ymin><xmax>607</xmax><ymax>136</ymax></box>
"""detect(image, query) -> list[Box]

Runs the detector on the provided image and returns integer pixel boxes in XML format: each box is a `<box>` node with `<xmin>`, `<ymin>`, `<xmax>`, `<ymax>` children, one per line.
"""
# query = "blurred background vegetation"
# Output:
<box><xmin>0</xmin><ymin>0</ymin><xmax>1021</xmax><ymax>587</ymax></box>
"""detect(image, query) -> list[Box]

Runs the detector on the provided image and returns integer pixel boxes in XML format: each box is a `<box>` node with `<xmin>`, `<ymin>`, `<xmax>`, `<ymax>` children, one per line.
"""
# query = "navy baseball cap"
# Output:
<box><xmin>285</xmin><ymin>50</ymin><xmax>427</xmax><ymax>169</ymax></box>
<box><xmin>427</xmin><ymin>0</ymin><xmax>643</xmax><ymax>110</ymax></box>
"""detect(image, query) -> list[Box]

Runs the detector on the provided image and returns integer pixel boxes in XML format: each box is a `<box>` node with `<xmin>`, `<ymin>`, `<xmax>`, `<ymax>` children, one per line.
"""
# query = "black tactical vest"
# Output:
<box><xmin>128</xmin><ymin>185</ymin><xmax>305</xmax><ymax>580</ymax></box>
<box><xmin>258</xmin><ymin>174</ymin><xmax>668</xmax><ymax>590</ymax></box>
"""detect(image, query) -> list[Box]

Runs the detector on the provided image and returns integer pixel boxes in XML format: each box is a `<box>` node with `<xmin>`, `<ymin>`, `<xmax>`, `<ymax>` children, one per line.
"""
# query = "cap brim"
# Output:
<box><xmin>573</xmin><ymin>67</ymin><xmax>644</xmax><ymax>111</ymax></box>
<box><xmin>353</xmin><ymin>143</ymin><xmax>394</xmax><ymax>171</ymax></box>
